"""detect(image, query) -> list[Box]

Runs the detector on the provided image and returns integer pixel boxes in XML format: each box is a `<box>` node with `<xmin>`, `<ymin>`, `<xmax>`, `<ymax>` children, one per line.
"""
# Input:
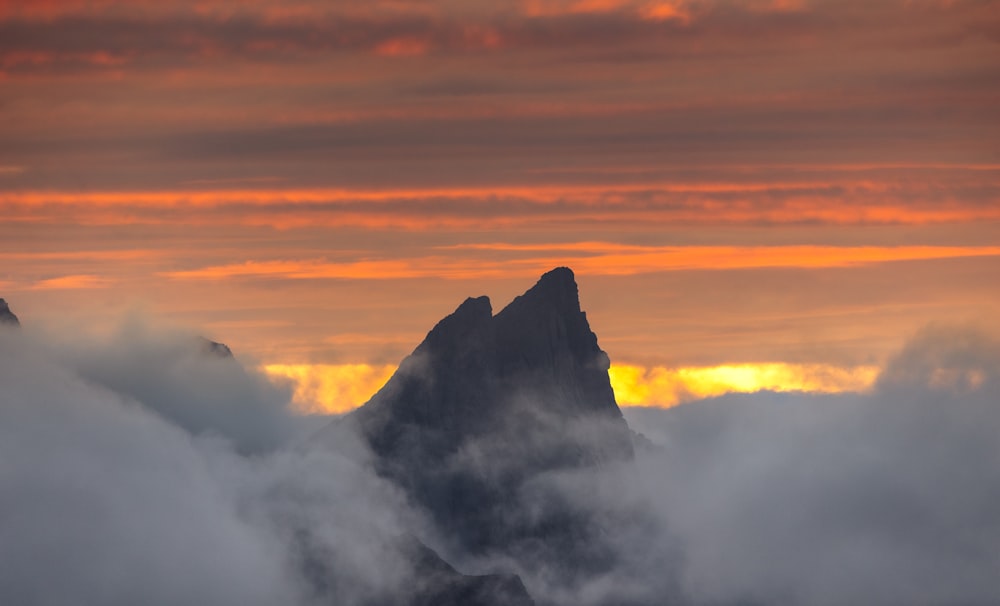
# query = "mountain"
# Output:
<box><xmin>0</xmin><ymin>299</ymin><xmax>19</xmax><ymax>327</ymax></box>
<box><xmin>351</xmin><ymin>266</ymin><xmax>632</xmax><ymax>473</ymax></box>
<box><xmin>402</xmin><ymin>539</ymin><xmax>535</xmax><ymax>606</ymax></box>
<box><xmin>198</xmin><ymin>336</ymin><xmax>234</xmax><ymax>358</ymax></box>
<box><xmin>325</xmin><ymin>267</ymin><xmax>637</xmax><ymax>601</ymax></box>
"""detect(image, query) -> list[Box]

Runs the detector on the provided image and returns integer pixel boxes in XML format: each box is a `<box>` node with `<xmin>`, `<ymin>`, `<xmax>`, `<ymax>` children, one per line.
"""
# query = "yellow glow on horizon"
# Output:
<box><xmin>608</xmin><ymin>363</ymin><xmax>880</xmax><ymax>408</ymax></box>
<box><xmin>265</xmin><ymin>361</ymin><xmax>879</xmax><ymax>414</ymax></box>
<box><xmin>263</xmin><ymin>363</ymin><xmax>396</xmax><ymax>414</ymax></box>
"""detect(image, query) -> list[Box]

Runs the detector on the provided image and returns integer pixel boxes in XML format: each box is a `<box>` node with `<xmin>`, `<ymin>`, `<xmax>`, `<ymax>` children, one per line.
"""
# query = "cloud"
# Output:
<box><xmin>6</xmin><ymin>176</ymin><xmax>1000</xmax><ymax>229</ymax></box>
<box><xmin>46</xmin><ymin>316</ymin><xmax>296</xmax><ymax>454</ymax></box>
<box><xmin>1</xmin><ymin>1</ymin><xmax>995</xmax><ymax>197</ymax></box>
<box><xmin>622</xmin><ymin>324</ymin><xmax>1000</xmax><ymax>605</ymax></box>
<box><xmin>157</xmin><ymin>245</ymin><xmax>1000</xmax><ymax>283</ymax></box>
<box><xmin>386</xmin><ymin>323</ymin><xmax>1000</xmax><ymax>605</ymax></box>
<box><xmin>0</xmin><ymin>330</ymin><xmax>295</xmax><ymax>606</ymax></box>
<box><xmin>3</xmin><ymin>307</ymin><xmax>1000</xmax><ymax>605</ymax></box>
<box><xmin>2</xmin><ymin>0</ymin><xmax>995</xmax><ymax>73</ymax></box>
<box><xmin>0</xmin><ymin>320</ymin><xmax>424</xmax><ymax>606</ymax></box>
<box><xmin>29</xmin><ymin>274</ymin><xmax>113</xmax><ymax>290</ymax></box>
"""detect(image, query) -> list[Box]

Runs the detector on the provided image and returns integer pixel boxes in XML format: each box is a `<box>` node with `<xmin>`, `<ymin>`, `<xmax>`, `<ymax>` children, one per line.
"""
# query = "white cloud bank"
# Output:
<box><xmin>0</xmin><ymin>321</ymin><xmax>419</xmax><ymax>606</ymax></box>
<box><xmin>1</xmin><ymin>316</ymin><xmax>999</xmax><ymax>605</ymax></box>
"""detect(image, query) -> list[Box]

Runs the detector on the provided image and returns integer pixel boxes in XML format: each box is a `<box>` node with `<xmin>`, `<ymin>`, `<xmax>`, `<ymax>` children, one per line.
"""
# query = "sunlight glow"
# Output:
<box><xmin>609</xmin><ymin>363</ymin><xmax>880</xmax><ymax>407</ymax></box>
<box><xmin>263</xmin><ymin>363</ymin><xmax>396</xmax><ymax>414</ymax></box>
<box><xmin>265</xmin><ymin>361</ymin><xmax>879</xmax><ymax>414</ymax></box>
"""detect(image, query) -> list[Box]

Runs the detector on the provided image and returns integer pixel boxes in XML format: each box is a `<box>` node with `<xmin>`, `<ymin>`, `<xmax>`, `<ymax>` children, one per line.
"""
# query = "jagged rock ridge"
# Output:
<box><xmin>199</xmin><ymin>336</ymin><xmax>234</xmax><ymax>358</ymax></box>
<box><xmin>331</xmin><ymin>267</ymin><xmax>636</xmax><ymax>600</ymax></box>
<box><xmin>353</xmin><ymin>267</ymin><xmax>632</xmax><ymax>471</ymax></box>
<box><xmin>0</xmin><ymin>298</ymin><xmax>19</xmax><ymax>327</ymax></box>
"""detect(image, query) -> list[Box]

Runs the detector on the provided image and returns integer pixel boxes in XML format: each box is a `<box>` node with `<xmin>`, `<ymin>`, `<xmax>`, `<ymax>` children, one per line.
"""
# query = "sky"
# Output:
<box><xmin>1</xmin><ymin>0</ymin><xmax>998</xmax><ymax>412</ymax></box>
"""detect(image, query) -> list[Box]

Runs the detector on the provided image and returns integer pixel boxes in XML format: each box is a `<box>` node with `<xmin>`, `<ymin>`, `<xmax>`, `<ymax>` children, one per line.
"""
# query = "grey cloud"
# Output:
<box><xmin>0</xmin><ymin>332</ymin><xmax>296</xmax><ymax>606</ymax></box>
<box><xmin>623</xmin><ymin>324</ymin><xmax>1000</xmax><ymax>605</ymax></box>
<box><xmin>0</xmin><ymin>324</ymin><xmax>423</xmax><ymax>606</ymax></box>
<box><xmin>8</xmin><ymin>99</ymin><xmax>995</xmax><ymax>192</ymax></box>
<box><xmin>1</xmin><ymin>1</ymin><xmax>995</xmax><ymax>71</ymax></box>
<box><xmin>47</xmin><ymin>316</ymin><xmax>296</xmax><ymax>454</ymax></box>
<box><xmin>3</xmin><ymin>308</ymin><xmax>1000</xmax><ymax>605</ymax></box>
<box><xmin>410</xmin><ymin>324</ymin><xmax>1000</xmax><ymax>605</ymax></box>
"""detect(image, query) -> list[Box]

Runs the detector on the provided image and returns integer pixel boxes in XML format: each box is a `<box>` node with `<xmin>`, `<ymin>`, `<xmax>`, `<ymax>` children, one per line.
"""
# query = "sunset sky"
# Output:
<box><xmin>2</xmin><ymin>0</ymin><xmax>998</xmax><ymax>412</ymax></box>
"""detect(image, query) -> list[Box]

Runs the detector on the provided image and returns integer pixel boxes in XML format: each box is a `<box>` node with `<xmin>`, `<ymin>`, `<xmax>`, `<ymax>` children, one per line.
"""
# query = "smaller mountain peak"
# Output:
<box><xmin>530</xmin><ymin>267</ymin><xmax>578</xmax><ymax>302</ymax></box>
<box><xmin>0</xmin><ymin>298</ymin><xmax>20</xmax><ymax>327</ymax></box>
<box><xmin>456</xmin><ymin>295</ymin><xmax>493</xmax><ymax>317</ymax></box>
<box><xmin>444</xmin><ymin>296</ymin><xmax>493</xmax><ymax>330</ymax></box>
<box><xmin>198</xmin><ymin>336</ymin><xmax>233</xmax><ymax>358</ymax></box>
<box><xmin>539</xmin><ymin>266</ymin><xmax>576</xmax><ymax>285</ymax></box>
<box><xmin>498</xmin><ymin>267</ymin><xmax>580</xmax><ymax>320</ymax></box>
<box><xmin>419</xmin><ymin>295</ymin><xmax>492</xmax><ymax>353</ymax></box>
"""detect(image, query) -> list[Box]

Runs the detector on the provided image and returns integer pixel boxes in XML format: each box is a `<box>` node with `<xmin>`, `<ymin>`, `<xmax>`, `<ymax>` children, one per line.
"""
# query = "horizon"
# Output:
<box><xmin>0</xmin><ymin>268</ymin><xmax>887</xmax><ymax>413</ymax></box>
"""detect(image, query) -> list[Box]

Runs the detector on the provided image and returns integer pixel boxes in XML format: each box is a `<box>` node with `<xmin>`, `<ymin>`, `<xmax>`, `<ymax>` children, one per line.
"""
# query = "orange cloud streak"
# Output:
<box><xmin>28</xmin><ymin>274</ymin><xmax>112</xmax><ymax>290</ymax></box>
<box><xmin>373</xmin><ymin>37</ymin><xmax>430</xmax><ymax>57</ymax></box>
<box><xmin>163</xmin><ymin>245</ymin><xmax>1000</xmax><ymax>281</ymax></box>
<box><xmin>3</xmin><ymin>181</ymin><xmax>999</xmax><ymax>229</ymax></box>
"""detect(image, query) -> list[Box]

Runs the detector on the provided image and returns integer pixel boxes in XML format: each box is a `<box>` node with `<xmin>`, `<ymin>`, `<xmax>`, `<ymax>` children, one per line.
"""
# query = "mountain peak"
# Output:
<box><xmin>0</xmin><ymin>298</ymin><xmax>20</xmax><ymax>327</ymax></box>
<box><xmin>421</xmin><ymin>296</ymin><xmax>492</xmax><ymax>345</ymax></box>
<box><xmin>414</xmin><ymin>295</ymin><xmax>492</xmax><ymax>364</ymax></box>
<box><xmin>337</xmin><ymin>268</ymin><xmax>634</xmax><ymax>572</ymax></box>
<box><xmin>354</xmin><ymin>268</ymin><xmax>625</xmax><ymax>453</ymax></box>
<box><xmin>536</xmin><ymin>266</ymin><xmax>576</xmax><ymax>290</ymax></box>
<box><xmin>198</xmin><ymin>337</ymin><xmax>233</xmax><ymax>358</ymax></box>
<box><xmin>498</xmin><ymin>267</ymin><xmax>580</xmax><ymax>319</ymax></box>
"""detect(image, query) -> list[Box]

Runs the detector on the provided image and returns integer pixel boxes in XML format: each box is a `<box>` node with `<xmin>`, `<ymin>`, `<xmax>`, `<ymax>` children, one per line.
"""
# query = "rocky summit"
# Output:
<box><xmin>351</xmin><ymin>267</ymin><xmax>632</xmax><ymax>471</ymax></box>
<box><xmin>0</xmin><ymin>299</ymin><xmax>19</xmax><ymax>327</ymax></box>
<box><xmin>329</xmin><ymin>267</ymin><xmax>637</xmax><ymax>603</ymax></box>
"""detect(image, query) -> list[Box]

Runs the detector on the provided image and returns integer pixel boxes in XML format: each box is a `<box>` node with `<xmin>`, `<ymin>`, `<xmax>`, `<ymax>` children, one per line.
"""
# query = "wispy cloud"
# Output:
<box><xmin>29</xmin><ymin>274</ymin><xmax>112</xmax><ymax>290</ymax></box>
<box><xmin>161</xmin><ymin>245</ymin><xmax>1000</xmax><ymax>281</ymax></box>
<box><xmin>5</xmin><ymin>176</ymin><xmax>999</xmax><ymax>228</ymax></box>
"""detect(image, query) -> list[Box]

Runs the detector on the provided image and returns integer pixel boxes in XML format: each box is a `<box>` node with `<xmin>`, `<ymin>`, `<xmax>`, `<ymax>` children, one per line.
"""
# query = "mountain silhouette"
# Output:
<box><xmin>325</xmin><ymin>268</ymin><xmax>638</xmax><ymax>603</ymax></box>
<box><xmin>0</xmin><ymin>299</ymin><xmax>19</xmax><ymax>327</ymax></box>
<box><xmin>351</xmin><ymin>267</ymin><xmax>632</xmax><ymax>474</ymax></box>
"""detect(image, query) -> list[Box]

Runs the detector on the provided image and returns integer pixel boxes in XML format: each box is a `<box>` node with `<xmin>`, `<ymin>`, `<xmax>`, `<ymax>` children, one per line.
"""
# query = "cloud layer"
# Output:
<box><xmin>0</xmin><ymin>321</ymin><xmax>420</xmax><ymax>606</ymax></box>
<box><xmin>2</xmin><ymin>314</ymin><xmax>1000</xmax><ymax>605</ymax></box>
<box><xmin>624</xmin><ymin>324</ymin><xmax>1000</xmax><ymax>605</ymax></box>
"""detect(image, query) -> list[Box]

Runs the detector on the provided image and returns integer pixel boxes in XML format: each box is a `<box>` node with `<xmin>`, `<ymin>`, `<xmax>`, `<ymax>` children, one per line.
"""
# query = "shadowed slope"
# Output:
<box><xmin>0</xmin><ymin>299</ymin><xmax>19</xmax><ymax>327</ymax></box>
<box><xmin>331</xmin><ymin>268</ymin><xmax>637</xmax><ymax>599</ymax></box>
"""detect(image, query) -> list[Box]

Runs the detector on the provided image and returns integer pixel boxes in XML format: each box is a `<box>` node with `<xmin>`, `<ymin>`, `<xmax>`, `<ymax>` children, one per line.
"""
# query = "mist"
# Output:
<box><xmin>0</xmin><ymin>320</ymin><xmax>422</xmax><ymax>606</ymax></box>
<box><xmin>43</xmin><ymin>316</ymin><xmax>298</xmax><ymax>454</ymax></box>
<box><xmin>624</xmin><ymin>325</ymin><xmax>1000</xmax><ymax>606</ymax></box>
<box><xmin>2</xmin><ymin>316</ymin><xmax>999</xmax><ymax>605</ymax></box>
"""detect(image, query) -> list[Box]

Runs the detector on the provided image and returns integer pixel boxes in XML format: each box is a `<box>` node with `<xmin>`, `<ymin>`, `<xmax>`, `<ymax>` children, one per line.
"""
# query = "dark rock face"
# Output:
<box><xmin>0</xmin><ymin>299</ymin><xmax>19</xmax><ymax>327</ymax></box>
<box><xmin>295</xmin><ymin>529</ymin><xmax>535</xmax><ymax>606</ymax></box>
<box><xmin>198</xmin><ymin>336</ymin><xmax>234</xmax><ymax>358</ymax></box>
<box><xmin>337</xmin><ymin>267</ymin><xmax>635</xmax><ymax>597</ymax></box>
<box><xmin>404</xmin><ymin>540</ymin><xmax>535</xmax><ymax>606</ymax></box>
<box><xmin>353</xmin><ymin>267</ymin><xmax>632</xmax><ymax>471</ymax></box>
